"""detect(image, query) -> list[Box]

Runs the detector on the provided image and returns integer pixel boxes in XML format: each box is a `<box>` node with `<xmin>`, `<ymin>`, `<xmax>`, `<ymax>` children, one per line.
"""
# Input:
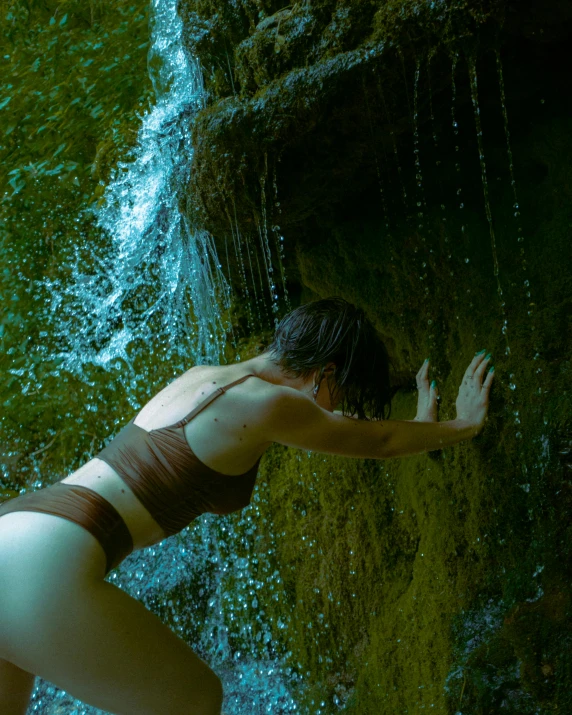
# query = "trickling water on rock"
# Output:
<box><xmin>495</xmin><ymin>50</ymin><xmax>539</xmax><ymax>357</ymax></box>
<box><xmin>467</xmin><ymin>55</ymin><xmax>511</xmax><ymax>358</ymax></box>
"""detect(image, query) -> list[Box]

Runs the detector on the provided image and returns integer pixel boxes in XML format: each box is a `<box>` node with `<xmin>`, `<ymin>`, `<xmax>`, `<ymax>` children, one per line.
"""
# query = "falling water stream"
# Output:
<box><xmin>43</xmin><ymin>0</ymin><xmax>230</xmax><ymax>381</ymax></box>
<box><xmin>426</xmin><ymin>52</ymin><xmax>459</xmax><ymax>326</ymax></box>
<box><xmin>225</xmin><ymin>201</ymin><xmax>255</xmax><ymax>331</ymax></box>
<box><xmin>29</xmin><ymin>0</ymin><xmax>300</xmax><ymax>712</ymax></box>
<box><xmin>271</xmin><ymin>164</ymin><xmax>291</xmax><ymax>313</ymax></box>
<box><xmin>362</xmin><ymin>75</ymin><xmax>391</xmax><ymax>238</ymax></box>
<box><xmin>412</xmin><ymin>59</ymin><xmax>426</xmax><ymax>232</ymax></box>
<box><xmin>495</xmin><ymin>50</ymin><xmax>540</xmax><ymax>360</ymax></box>
<box><xmin>467</xmin><ymin>55</ymin><xmax>511</xmax><ymax>359</ymax></box>
<box><xmin>375</xmin><ymin>69</ymin><xmax>409</xmax><ymax>219</ymax></box>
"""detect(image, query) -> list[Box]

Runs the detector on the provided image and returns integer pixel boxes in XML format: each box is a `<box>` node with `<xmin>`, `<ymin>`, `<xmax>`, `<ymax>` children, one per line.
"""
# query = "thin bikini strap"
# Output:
<box><xmin>169</xmin><ymin>374</ymin><xmax>256</xmax><ymax>429</ymax></box>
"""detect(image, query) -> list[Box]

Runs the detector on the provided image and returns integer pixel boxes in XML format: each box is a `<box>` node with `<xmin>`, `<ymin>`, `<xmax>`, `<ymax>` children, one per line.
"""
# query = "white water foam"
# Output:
<box><xmin>43</xmin><ymin>0</ymin><xmax>230</xmax><ymax>377</ymax></box>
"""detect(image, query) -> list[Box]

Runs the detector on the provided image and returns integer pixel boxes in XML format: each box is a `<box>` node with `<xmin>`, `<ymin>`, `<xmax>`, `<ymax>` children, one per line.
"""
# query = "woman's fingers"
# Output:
<box><xmin>483</xmin><ymin>366</ymin><xmax>495</xmax><ymax>391</ymax></box>
<box><xmin>465</xmin><ymin>351</ymin><xmax>488</xmax><ymax>379</ymax></box>
<box><xmin>474</xmin><ymin>354</ymin><xmax>492</xmax><ymax>383</ymax></box>
<box><xmin>423</xmin><ymin>354</ymin><xmax>493</xmax><ymax>390</ymax></box>
<box><xmin>416</xmin><ymin>359</ymin><xmax>430</xmax><ymax>386</ymax></box>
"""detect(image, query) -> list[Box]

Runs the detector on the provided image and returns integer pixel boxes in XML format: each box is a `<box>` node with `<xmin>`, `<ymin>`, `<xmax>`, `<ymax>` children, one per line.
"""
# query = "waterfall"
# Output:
<box><xmin>43</xmin><ymin>0</ymin><xmax>230</xmax><ymax>380</ymax></box>
<box><xmin>30</xmin><ymin>1</ymin><xmax>300</xmax><ymax>713</ymax></box>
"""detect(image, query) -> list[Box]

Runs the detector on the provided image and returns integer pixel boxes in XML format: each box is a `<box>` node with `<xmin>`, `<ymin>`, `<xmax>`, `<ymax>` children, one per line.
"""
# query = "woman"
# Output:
<box><xmin>0</xmin><ymin>297</ymin><xmax>494</xmax><ymax>715</ymax></box>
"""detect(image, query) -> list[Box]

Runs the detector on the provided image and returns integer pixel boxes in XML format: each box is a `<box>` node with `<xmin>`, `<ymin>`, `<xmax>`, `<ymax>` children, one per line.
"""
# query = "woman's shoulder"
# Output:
<box><xmin>176</xmin><ymin>364</ymin><xmax>281</xmax><ymax>404</ymax></box>
<box><xmin>178</xmin><ymin>363</ymin><xmax>259</xmax><ymax>384</ymax></box>
<box><xmin>178</xmin><ymin>365</ymin><xmax>290</xmax><ymax>434</ymax></box>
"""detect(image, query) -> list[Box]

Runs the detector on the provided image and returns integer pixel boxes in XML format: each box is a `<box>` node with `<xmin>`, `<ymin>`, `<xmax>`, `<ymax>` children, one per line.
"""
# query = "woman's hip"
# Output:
<box><xmin>0</xmin><ymin>483</ymin><xmax>134</xmax><ymax>590</ymax></box>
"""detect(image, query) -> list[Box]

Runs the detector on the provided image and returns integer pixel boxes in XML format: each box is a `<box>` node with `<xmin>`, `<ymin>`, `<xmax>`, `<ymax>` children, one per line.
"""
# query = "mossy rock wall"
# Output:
<box><xmin>0</xmin><ymin>1</ymin><xmax>570</xmax><ymax>712</ymax></box>
<box><xmin>181</xmin><ymin>0</ymin><xmax>572</xmax><ymax>711</ymax></box>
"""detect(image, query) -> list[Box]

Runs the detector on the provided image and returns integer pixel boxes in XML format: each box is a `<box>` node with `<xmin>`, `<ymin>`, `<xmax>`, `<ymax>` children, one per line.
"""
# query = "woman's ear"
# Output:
<box><xmin>323</xmin><ymin>361</ymin><xmax>336</xmax><ymax>376</ymax></box>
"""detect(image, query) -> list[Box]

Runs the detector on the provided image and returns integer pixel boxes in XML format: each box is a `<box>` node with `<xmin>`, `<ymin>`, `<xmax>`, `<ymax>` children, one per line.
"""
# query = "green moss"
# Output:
<box><xmin>1</xmin><ymin>0</ymin><xmax>570</xmax><ymax>712</ymax></box>
<box><xmin>0</xmin><ymin>1</ymin><xmax>152</xmax><ymax>490</ymax></box>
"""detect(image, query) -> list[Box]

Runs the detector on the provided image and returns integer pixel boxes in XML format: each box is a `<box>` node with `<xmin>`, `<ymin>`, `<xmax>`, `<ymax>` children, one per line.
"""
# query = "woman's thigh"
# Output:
<box><xmin>0</xmin><ymin>657</ymin><xmax>35</xmax><ymax>715</ymax></box>
<box><xmin>0</xmin><ymin>512</ymin><xmax>223</xmax><ymax>715</ymax></box>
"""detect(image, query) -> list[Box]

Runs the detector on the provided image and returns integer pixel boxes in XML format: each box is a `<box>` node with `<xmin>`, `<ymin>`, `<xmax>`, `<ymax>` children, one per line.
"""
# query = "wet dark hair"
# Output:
<box><xmin>266</xmin><ymin>297</ymin><xmax>393</xmax><ymax>420</ymax></box>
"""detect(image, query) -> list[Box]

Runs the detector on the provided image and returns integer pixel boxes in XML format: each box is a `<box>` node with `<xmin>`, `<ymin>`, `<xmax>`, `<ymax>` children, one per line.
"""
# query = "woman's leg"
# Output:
<box><xmin>0</xmin><ymin>657</ymin><xmax>35</xmax><ymax>715</ymax></box>
<box><xmin>0</xmin><ymin>512</ymin><xmax>223</xmax><ymax>715</ymax></box>
<box><xmin>3</xmin><ymin>579</ymin><xmax>223</xmax><ymax>715</ymax></box>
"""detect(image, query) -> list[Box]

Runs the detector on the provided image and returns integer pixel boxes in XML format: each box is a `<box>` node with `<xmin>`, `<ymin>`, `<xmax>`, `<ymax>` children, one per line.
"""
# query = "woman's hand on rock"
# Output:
<box><xmin>456</xmin><ymin>351</ymin><xmax>495</xmax><ymax>434</ymax></box>
<box><xmin>414</xmin><ymin>359</ymin><xmax>439</xmax><ymax>422</ymax></box>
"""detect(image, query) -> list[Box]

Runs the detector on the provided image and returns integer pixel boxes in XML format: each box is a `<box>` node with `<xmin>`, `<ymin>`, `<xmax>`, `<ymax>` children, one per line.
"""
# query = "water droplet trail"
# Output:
<box><xmin>467</xmin><ymin>55</ymin><xmax>511</xmax><ymax>359</ymax></box>
<box><xmin>495</xmin><ymin>50</ymin><xmax>540</xmax><ymax>357</ymax></box>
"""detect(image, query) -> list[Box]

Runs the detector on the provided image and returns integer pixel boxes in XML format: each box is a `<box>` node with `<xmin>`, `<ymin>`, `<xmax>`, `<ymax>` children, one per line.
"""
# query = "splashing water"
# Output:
<box><xmin>244</xmin><ymin>230</ymin><xmax>266</xmax><ymax>330</ymax></box>
<box><xmin>222</xmin><ymin>152</ymin><xmax>290</xmax><ymax>334</ymax></box>
<box><xmin>445</xmin><ymin>599</ymin><xmax>539</xmax><ymax>712</ymax></box>
<box><xmin>29</xmin><ymin>502</ymin><xmax>302</xmax><ymax>714</ymax></box>
<box><xmin>43</xmin><ymin>0</ymin><xmax>231</xmax><ymax>378</ymax></box>
<box><xmin>28</xmin><ymin>1</ymin><xmax>305</xmax><ymax>712</ymax></box>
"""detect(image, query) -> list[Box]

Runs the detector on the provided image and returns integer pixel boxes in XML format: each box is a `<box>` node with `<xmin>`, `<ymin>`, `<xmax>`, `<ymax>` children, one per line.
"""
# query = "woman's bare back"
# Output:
<box><xmin>60</xmin><ymin>364</ymin><xmax>273</xmax><ymax>552</ymax></box>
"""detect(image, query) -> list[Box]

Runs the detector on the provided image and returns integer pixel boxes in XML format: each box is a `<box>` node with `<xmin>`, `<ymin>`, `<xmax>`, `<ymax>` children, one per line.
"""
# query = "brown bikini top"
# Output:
<box><xmin>96</xmin><ymin>374</ymin><xmax>260</xmax><ymax>536</ymax></box>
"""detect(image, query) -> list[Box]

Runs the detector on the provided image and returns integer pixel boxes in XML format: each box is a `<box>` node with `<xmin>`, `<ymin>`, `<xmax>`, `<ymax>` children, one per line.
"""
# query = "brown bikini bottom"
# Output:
<box><xmin>0</xmin><ymin>482</ymin><xmax>134</xmax><ymax>576</ymax></box>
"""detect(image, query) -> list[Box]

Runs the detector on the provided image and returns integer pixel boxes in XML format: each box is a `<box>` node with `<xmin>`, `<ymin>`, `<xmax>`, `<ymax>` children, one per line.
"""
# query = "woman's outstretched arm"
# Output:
<box><xmin>264</xmin><ymin>352</ymin><xmax>494</xmax><ymax>460</ymax></box>
<box><xmin>265</xmin><ymin>393</ymin><xmax>478</xmax><ymax>459</ymax></box>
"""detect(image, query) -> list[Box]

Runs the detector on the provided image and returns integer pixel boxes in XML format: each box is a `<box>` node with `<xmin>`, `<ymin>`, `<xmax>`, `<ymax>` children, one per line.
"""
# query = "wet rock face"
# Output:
<box><xmin>179</xmin><ymin>0</ymin><xmax>572</xmax><ymax>376</ymax></box>
<box><xmin>180</xmin><ymin>1</ymin><xmax>572</xmax><ymax>712</ymax></box>
<box><xmin>180</xmin><ymin>3</ymin><xmax>391</xmax><ymax>243</ymax></box>
<box><xmin>179</xmin><ymin>0</ymin><xmax>550</xmax><ymax>238</ymax></box>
